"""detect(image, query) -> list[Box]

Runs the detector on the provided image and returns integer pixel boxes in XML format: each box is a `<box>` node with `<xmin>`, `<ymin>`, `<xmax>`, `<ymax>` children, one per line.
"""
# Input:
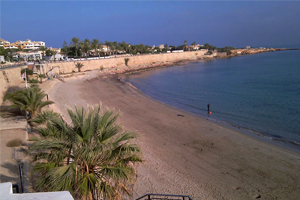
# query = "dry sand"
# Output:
<box><xmin>48</xmin><ymin>70</ymin><xmax>300</xmax><ymax>200</ymax></box>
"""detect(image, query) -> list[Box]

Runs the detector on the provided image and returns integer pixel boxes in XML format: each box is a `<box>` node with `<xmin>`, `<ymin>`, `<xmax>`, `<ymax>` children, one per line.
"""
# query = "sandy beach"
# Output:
<box><xmin>47</xmin><ymin>70</ymin><xmax>300</xmax><ymax>200</ymax></box>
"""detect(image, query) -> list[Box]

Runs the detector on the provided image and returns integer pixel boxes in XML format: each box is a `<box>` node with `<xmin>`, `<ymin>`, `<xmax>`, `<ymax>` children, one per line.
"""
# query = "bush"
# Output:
<box><xmin>29</xmin><ymin>79</ymin><xmax>39</xmax><ymax>84</ymax></box>
<box><xmin>21</xmin><ymin>68</ymin><xmax>34</xmax><ymax>80</ymax></box>
<box><xmin>125</xmin><ymin>58</ymin><xmax>130</xmax><ymax>66</ymax></box>
<box><xmin>7</xmin><ymin>138</ymin><xmax>23</xmax><ymax>147</ymax></box>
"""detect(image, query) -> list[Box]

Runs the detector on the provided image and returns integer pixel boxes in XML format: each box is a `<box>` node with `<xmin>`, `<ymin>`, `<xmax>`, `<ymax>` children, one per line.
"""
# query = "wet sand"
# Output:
<box><xmin>48</xmin><ymin>71</ymin><xmax>300</xmax><ymax>200</ymax></box>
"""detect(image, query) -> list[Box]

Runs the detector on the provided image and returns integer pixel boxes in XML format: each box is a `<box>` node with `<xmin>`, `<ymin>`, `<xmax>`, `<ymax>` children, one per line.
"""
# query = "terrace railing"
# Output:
<box><xmin>135</xmin><ymin>193</ymin><xmax>193</xmax><ymax>200</ymax></box>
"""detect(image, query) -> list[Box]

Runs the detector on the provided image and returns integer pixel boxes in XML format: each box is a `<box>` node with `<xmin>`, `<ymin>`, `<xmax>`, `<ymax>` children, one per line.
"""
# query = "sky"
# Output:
<box><xmin>1</xmin><ymin>1</ymin><xmax>300</xmax><ymax>48</ymax></box>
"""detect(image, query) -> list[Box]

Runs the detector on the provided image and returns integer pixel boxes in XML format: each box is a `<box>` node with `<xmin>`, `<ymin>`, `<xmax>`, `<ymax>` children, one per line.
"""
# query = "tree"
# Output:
<box><xmin>45</xmin><ymin>49</ymin><xmax>56</xmax><ymax>57</ymax></box>
<box><xmin>75</xmin><ymin>62</ymin><xmax>84</xmax><ymax>72</ymax></box>
<box><xmin>96</xmin><ymin>42</ymin><xmax>103</xmax><ymax>56</ymax></box>
<box><xmin>184</xmin><ymin>40</ymin><xmax>187</xmax><ymax>51</ymax></box>
<box><xmin>105</xmin><ymin>41</ymin><xmax>112</xmax><ymax>55</ymax></box>
<box><xmin>71</xmin><ymin>37</ymin><xmax>80</xmax><ymax>57</ymax></box>
<box><xmin>38</xmin><ymin>74</ymin><xmax>46</xmax><ymax>83</ymax></box>
<box><xmin>191</xmin><ymin>41</ymin><xmax>196</xmax><ymax>46</ymax></box>
<box><xmin>29</xmin><ymin>106</ymin><xmax>143</xmax><ymax>200</ymax></box>
<box><xmin>21</xmin><ymin>68</ymin><xmax>33</xmax><ymax>80</ymax></box>
<box><xmin>217</xmin><ymin>46</ymin><xmax>235</xmax><ymax>55</ymax></box>
<box><xmin>3</xmin><ymin>87</ymin><xmax>53</xmax><ymax>120</ymax></box>
<box><xmin>124</xmin><ymin>58</ymin><xmax>130</xmax><ymax>66</ymax></box>
<box><xmin>83</xmin><ymin>39</ymin><xmax>91</xmax><ymax>57</ymax></box>
<box><xmin>61</xmin><ymin>41</ymin><xmax>70</xmax><ymax>55</ymax></box>
<box><xmin>119</xmin><ymin>41</ymin><xmax>129</xmax><ymax>53</ymax></box>
<box><xmin>39</xmin><ymin>46</ymin><xmax>47</xmax><ymax>57</ymax></box>
<box><xmin>204</xmin><ymin>43</ymin><xmax>216</xmax><ymax>50</ymax></box>
<box><xmin>91</xmin><ymin>39</ymin><xmax>99</xmax><ymax>56</ymax></box>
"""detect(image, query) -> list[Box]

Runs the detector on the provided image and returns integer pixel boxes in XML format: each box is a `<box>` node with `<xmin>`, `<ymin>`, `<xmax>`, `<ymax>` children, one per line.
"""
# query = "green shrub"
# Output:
<box><xmin>21</xmin><ymin>68</ymin><xmax>33</xmax><ymax>80</ymax></box>
<box><xmin>29</xmin><ymin>79</ymin><xmax>38</xmax><ymax>84</ymax></box>
<box><xmin>124</xmin><ymin>58</ymin><xmax>130</xmax><ymax>66</ymax></box>
<box><xmin>7</xmin><ymin>138</ymin><xmax>23</xmax><ymax>147</ymax></box>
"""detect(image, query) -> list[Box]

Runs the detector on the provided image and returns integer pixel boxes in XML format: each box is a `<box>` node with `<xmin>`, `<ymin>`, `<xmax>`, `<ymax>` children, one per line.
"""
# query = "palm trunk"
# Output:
<box><xmin>75</xmin><ymin>45</ymin><xmax>78</xmax><ymax>57</ymax></box>
<box><xmin>67</xmin><ymin>145</ymin><xmax>72</xmax><ymax>165</ymax></box>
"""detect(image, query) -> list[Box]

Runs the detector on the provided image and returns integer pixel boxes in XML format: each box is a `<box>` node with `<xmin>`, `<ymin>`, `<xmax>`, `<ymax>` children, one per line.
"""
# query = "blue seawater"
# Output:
<box><xmin>123</xmin><ymin>50</ymin><xmax>300</xmax><ymax>151</ymax></box>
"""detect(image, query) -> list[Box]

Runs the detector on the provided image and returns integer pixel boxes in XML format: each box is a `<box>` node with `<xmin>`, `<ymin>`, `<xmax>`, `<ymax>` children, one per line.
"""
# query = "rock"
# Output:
<box><xmin>253</xmin><ymin>194</ymin><xmax>261</xmax><ymax>199</ymax></box>
<box><xmin>232</xmin><ymin>186</ymin><xmax>241</xmax><ymax>190</ymax></box>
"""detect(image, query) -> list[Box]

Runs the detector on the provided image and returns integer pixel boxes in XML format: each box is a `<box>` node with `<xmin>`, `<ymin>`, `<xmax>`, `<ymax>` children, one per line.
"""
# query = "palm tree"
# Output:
<box><xmin>91</xmin><ymin>39</ymin><xmax>99</xmax><ymax>56</ymax></box>
<box><xmin>3</xmin><ymin>87</ymin><xmax>53</xmax><ymax>120</ymax></box>
<box><xmin>184</xmin><ymin>40</ymin><xmax>187</xmax><ymax>51</ymax></box>
<box><xmin>75</xmin><ymin>62</ymin><xmax>84</xmax><ymax>72</ymax></box>
<box><xmin>97</xmin><ymin>42</ymin><xmax>103</xmax><ymax>57</ymax></box>
<box><xmin>71</xmin><ymin>37</ymin><xmax>80</xmax><ymax>57</ymax></box>
<box><xmin>30</xmin><ymin>106</ymin><xmax>143</xmax><ymax>200</ymax></box>
<box><xmin>39</xmin><ymin>46</ymin><xmax>47</xmax><ymax>57</ymax></box>
<box><xmin>38</xmin><ymin>74</ymin><xmax>46</xmax><ymax>83</ymax></box>
<box><xmin>105</xmin><ymin>41</ymin><xmax>111</xmax><ymax>56</ymax></box>
<box><xmin>83</xmin><ymin>39</ymin><xmax>91</xmax><ymax>57</ymax></box>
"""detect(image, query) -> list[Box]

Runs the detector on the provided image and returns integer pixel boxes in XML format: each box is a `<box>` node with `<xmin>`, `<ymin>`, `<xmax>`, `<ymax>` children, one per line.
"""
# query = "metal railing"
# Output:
<box><xmin>135</xmin><ymin>193</ymin><xmax>193</xmax><ymax>200</ymax></box>
<box><xmin>0</xmin><ymin>63</ymin><xmax>27</xmax><ymax>70</ymax></box>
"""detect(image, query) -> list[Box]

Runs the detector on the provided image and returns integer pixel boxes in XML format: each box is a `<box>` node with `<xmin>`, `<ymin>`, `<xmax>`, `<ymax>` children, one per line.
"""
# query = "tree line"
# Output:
<box><xmin>61</xmin><ymin>37</ymin><xmax>235</xmax><ymax>58</ymax></box>
<box><xmin>0</xmin><ymin>38</ymin><xmax>236</xmax><ymax>62</ymax></box>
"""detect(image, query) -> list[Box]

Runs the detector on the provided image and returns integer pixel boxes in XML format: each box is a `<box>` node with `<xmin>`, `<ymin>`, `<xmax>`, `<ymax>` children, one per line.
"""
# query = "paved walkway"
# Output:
<box><xmin>0</xmin><ymin>129</ymin><xmax>28</xmax><ymax>191</ymax></box>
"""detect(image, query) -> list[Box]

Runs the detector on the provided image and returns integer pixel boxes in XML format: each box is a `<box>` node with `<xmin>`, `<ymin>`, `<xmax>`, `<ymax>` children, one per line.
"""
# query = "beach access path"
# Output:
<box><xmin>48</xmin><ymin>70</ymin><xmax>300</xmax><ymax>200</ymax></box>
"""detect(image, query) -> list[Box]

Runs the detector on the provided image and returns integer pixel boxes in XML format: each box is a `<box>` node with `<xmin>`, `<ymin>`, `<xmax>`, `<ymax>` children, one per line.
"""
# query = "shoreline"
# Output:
<box><xmin>118</xmin><ymin>72</ymin><xmax>300</xmax><ymax>154</ymax></box>
<box><xmin>47</xmin><ymin>71</ymin><xmax>300</xmax><ymax>199</ymax></box>
<box><xmin>114</xmin><ymin>51</ymin><xmax>300</xmax><ymax>154</ymax></box>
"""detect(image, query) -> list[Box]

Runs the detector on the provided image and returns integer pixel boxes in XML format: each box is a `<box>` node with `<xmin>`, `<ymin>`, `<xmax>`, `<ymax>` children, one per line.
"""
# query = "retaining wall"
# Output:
<box><xmin>0</xmin><ymin>67</ymin><xmax>27</xmax><ymax>105</ymax></box>
<box><xmin>47</xmin><ymin>51</ymin><xmax>208</xmax><ymax>74</ymax></box>
<box><xmin>0</xmin><ymin>51</ymin><xmax>208</xmax><ymax>105</ymax></box>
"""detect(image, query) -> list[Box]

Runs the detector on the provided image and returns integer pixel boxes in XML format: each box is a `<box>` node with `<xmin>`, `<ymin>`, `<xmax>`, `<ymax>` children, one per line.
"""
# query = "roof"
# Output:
<box><xmin>0</xmin><ymin>182</ymin><xmax>74</xmax><ymax>200</ymax></box>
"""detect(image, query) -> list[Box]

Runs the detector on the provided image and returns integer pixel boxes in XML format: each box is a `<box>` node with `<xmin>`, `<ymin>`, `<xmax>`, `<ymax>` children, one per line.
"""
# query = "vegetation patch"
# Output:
<box><xmin>124</xmin><ymin>58</ymin><xmax>130</xmax><ymax>66</ymax></box>
<box><xmin>75</xmin><ymin>62</ymin><xmax>84</xmax><ymax>72</ymax></box>
<box><xmin>7</xmin><ymin>138</ymin><xmax>23</xmax><ymax>147</ymax></box>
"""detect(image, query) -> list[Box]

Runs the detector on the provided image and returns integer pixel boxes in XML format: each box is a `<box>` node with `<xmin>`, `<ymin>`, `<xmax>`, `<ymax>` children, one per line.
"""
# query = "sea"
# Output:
<box><xmin>123</xmin><ymin>50</ymin><xmax>300</xmax><ymax>153</ymax></box>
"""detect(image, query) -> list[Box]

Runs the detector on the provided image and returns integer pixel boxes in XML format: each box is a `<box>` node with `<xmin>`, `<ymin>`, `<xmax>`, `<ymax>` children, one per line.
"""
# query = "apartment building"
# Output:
<box><xmin>0</xmin><ymin>39</ymin><xmax>11</xmax><ymax>48</ymax></box>
<box><xmin>0</xmin><ymin>39</ymin><xmax>45</xmax><ymax>50</ymax></box>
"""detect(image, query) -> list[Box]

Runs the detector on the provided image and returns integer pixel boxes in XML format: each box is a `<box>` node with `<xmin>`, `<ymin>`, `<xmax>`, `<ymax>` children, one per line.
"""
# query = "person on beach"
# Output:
<box><xmin>207</xmin><ymin>104</ymin><xmax>210</xmax><ymax>112</ymax></box>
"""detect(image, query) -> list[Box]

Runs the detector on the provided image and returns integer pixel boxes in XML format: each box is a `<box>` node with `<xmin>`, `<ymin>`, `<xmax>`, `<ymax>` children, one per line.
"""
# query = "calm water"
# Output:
<box><xmin>123</xmin><ymin>50</ymin><xmax>300</xmax><ymax>151</ymax></box>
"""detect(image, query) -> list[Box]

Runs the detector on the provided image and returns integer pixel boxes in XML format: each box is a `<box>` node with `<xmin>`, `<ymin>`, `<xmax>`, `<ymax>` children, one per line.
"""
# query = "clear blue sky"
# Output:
<box><xmin>1</xmin><ymin>1</ymin><xmax>300</xmax><ymax>48</ymax></box>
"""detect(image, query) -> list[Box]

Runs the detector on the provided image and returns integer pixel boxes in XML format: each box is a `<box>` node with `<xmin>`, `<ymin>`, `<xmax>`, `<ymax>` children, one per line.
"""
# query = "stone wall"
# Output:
<box><xmin>47</xmin><ymin>50</ymin><xmax>208</xmax><ymax>74</ymax></box>
<box><xmin>0</xmin><ymin>51</ymin><xmax>208</xmax><ymax>105</ymax></box>
<box><xmin>0</xmin><ymin>66</ymin><xmax>27</xmax><ymax>105</ymax></box>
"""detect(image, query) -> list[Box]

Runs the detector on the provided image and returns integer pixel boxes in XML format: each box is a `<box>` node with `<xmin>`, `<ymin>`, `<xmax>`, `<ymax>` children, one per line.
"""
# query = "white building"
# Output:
<box><xmin>0</xmin><ymin>182</ymin><xmax>74</xmax><ymax>200</ymax></box>
<box><xmin>19</xmin><ymin>39</ymin><xmax>46</xmax><ymax>50</ymax></box>
<box><xmin>45</xmin><ymin>53</ymin><xmax>64</xmax><ymax>61</ymax></box>
<box><xmin>0</xmin><ymin>55</ymin><xmax>5</xmax><ymax>62</ymax></box>
<box><xmin>18</xmin><ymin>52</ymin><xmax>42</xmax><ymax>61</ymax></box>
